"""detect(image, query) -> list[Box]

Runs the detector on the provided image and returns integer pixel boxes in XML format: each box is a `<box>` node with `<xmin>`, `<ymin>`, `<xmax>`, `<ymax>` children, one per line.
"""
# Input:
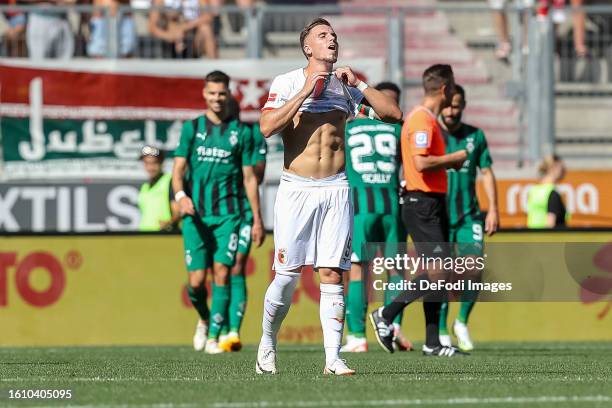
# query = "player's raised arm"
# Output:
<box><xmin>259</xmin><ymin>71</ymin><xmax>330</xmax><ymax>137</ymax></box>
<box><xmin>334</xmin><ymin>67</ymin><xmax>402</xmax><ymax>123</ymax></box>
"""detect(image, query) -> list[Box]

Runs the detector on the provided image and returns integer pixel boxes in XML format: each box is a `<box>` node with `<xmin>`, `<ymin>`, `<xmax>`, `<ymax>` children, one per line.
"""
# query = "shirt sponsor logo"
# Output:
<box><xmin>415</xmin><ymin>131</ymin><xmax>429</xmax><ymax>148</ymax></box>
<box><xmin>196</xmin><ymin>146</ymin><xmax>232</xmax><ymax>160</ymax></box>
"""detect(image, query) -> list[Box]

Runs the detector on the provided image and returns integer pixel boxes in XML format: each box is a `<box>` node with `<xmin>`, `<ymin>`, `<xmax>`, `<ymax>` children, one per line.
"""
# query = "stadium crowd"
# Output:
<box><xmin>0</xmin><ymin>0</ymin><xmax>605</xmax><ymax>63</ymax></box>
<box><xmin>0</xmin><ymin>0</ymin><xmax>260</xmax><ymax>58</ymax></box>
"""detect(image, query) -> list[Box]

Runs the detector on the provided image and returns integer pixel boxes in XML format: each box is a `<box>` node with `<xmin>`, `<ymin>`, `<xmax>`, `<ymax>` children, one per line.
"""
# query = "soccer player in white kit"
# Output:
<box><xmin>255</xmin><ymin>18</ymin><xmax>402</xmax><ymax>376</ymax></box>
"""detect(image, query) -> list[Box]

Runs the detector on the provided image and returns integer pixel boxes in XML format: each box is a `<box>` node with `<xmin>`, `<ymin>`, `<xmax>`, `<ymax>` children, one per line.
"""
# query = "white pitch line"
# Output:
<box><xmin>209</xmin><ymin>395</ymin><xmax>612</xmax><ymax>408</ymax></box>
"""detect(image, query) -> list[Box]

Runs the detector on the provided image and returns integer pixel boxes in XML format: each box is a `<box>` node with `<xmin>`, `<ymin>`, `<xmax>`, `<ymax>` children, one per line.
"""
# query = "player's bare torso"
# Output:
<box><xmin>282</xmin><ymin>110</ymin><xmax>347</xmax><ymax>179</ymax></box>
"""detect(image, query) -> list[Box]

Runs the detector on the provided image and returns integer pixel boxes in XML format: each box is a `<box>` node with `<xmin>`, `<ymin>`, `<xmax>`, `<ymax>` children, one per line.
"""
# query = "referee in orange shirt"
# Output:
<box><xmin>370</xmin><ymin>64</ymin><xmax>467</xmax><ymax>356</ymax></box>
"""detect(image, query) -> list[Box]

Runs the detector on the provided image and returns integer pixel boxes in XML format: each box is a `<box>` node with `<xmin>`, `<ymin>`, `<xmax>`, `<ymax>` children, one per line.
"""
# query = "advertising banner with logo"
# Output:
<box><xmin>0</xmin><ymin>182</ymin><xmax>141</xmax><ymax>232</ymax></box>
<box><xmin>0</xmin><ymin>181</ymin><xmax>283</xmax><ymax>232</ymax></box>
<box><xmin>477</xmin><ymin>170</ymin><xmax>612</xmax><ymax>228</ymax></box>
<box><xmin>0</xmin><ymin>232</ymin><xmax>610</xmax><ymax>347</ymax></box>
<box><xmin>0</xmin><ymin>58</ymin><xmax>383</xmax><ymax>180</ymax></box>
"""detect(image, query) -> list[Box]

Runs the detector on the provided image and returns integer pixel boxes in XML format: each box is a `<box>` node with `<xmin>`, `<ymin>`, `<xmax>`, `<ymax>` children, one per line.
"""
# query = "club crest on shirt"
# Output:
<box><xmin>229</xmin><ymin>131</ymin><xmax>238</xmax><ymax>146</ymax></box>
<box><xmin>466</xmin><ymin>137</ymin><xmax>474</xmax><ymax>153</ymax></box>
<box><xmin>415</xmin><ymin>131</ymin><xmax>429</xmax><ymax>148</ymax></box>
<box><xmin>277</xmin><ymin>248</ymin><xmax>287</xmax><ymax>265</ymax></box>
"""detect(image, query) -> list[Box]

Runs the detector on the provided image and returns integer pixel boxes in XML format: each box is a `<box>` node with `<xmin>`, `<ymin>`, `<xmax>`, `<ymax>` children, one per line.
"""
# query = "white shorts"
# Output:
<box><xmin>273</xmin><ymin>171</ymin><xmax>353</xmax><ymax>271</ymax></box>
<box><xmin>488</xmin><ymin>0</ymin><xmax>534</xmax><ymax>10</ymax></box>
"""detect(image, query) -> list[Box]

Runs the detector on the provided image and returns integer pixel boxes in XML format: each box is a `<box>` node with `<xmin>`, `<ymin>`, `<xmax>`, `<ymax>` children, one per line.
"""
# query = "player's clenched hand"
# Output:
<box><xmin>300</xmin><ymin>71</ymin><xmax>331</xmax><ymax>98</ymax></box>
<box><xmin>178</xmin><ymin>196</ymin><xmax>195</xmax><ymax>216</ymax></box>
<box><xmin>449</xmin><ymin>150</ymin><xmax>468</xmax><ymax>170</ymax></box>
<box><xmin>334</xmin><ymin>67</ymin><xmax>359</xmax><ymax>87</ymax></box>
<box><xmin>251</xmin><ymin>219</ymin><xmax>265</xmax><ymax>247</ymax></box>
<box><xmin>485</xmin><ymin>209</ymin><xmax>499</xmax><ymax>236</ymax></box>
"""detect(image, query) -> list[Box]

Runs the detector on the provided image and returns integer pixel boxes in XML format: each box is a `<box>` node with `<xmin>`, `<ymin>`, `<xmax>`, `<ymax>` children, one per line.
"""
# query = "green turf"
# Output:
<box><xmin>1</xmin><ymin>343</ymin><xmax>611</xmax><ymax>408</ymax></box>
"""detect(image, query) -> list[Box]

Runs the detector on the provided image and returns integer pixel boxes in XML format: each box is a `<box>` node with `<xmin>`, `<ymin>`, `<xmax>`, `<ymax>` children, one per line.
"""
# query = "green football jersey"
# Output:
<box><xmin>345</xmin><ymin>118</ymin><xmax>402</xmax><ymax>215</ymax></box>
<box><xmin>445</xmin><ymin>123</ymin><xmax>493</xmax><ymax>226</ymax></box>
<box><xmin>175</xmin><ymin>115</ymin><xmax>254</xmax><ymax>218</ymax></box>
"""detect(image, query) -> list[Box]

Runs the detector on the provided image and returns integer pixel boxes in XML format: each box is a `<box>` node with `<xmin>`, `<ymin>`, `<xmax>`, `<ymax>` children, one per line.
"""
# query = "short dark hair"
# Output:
<box><xmin>299</xmin><ymin>18</ymin><xmax>332</xmax><ymax>59</ymax></box>
<box><xmin>205</xmin><ymin>70</ymin><xmax>230</xmax><ymax>87</ymax></box>
<box><xmin>453</xmin><ymin>84</ymin><xmax>466</xmax><ymax>101</ymax></box>
<box><xmin>375</xmin><ymin>81</ymin><xmax>402</xmax><ymax>98</ymax></box>
<box><xmin>422</xmin><ymin>64</ymin><xmax>454</xmax><ymax>95</ymax></box>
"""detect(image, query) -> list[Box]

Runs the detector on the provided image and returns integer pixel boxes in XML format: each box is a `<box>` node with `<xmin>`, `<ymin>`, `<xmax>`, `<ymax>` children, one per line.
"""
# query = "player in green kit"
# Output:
<box><xmin>172</xmin><ymin>71</ymin><xmax>264</xmax><ymax>354</ymax></box>
<box><xmin>218</xmin><ymin>122</ymin><xmax>267</xmax><ymax>352</ymax></box>
<box><xmin>341</xmin><ymin>82</ymin><xmax>412</xmax><ymax>353</ymax></box>
<box><xmin>439</xmin><ymin>84</ymin><xmax>499</xmax><ymax>351</ymax></box>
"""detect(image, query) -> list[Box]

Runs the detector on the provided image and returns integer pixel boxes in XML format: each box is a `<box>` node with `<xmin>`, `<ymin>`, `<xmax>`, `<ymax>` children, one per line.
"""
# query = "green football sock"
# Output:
<box><xmin>229</xmin><ymin>274</ymin><xmax>247</xmax><ymax>333</ymax></box>
<box><xmin>346</xmin><ymin>280</ymin><xmax>366</xmax><ymax>337</ymax></box>
<box><xmin>384</xmin><ymin>273</ymin><xmax>404</xmax><ymax>326</ymax></box>
<box><xmin>439</xmin><ymin>301</ymin><xmax>449</xmax><ymax>335</ymax></box>
<box><xmin>187</xmin><ymin>284</ymin><xmax>209</xmax><ymax>322</ymax></box>
<box><xmin>458</xmin><ymin>289</ymin><xmax>478</xmax><ymax>324</ymax></box>
<box><xmin>208</xmin><ymin>283</ymin><xmax>230</xmax><ymax>339</ymax></box>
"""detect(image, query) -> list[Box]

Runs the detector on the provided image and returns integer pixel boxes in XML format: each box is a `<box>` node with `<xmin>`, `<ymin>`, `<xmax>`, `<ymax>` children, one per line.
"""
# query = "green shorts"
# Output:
<box><xmin>351</xmin><ymin>212</ymin><xmax>404</xmax><ymax>263</ymax></box>
<box><xmin>181</xmin><ymin>215</ymin><xmax>241</xmax><ymax>271</ymax></box>
<box><xmin>237</xmin><ymin>211</ymin><xmax>253</xmax><ymax>255</ymax></box>
<box><xmin>449</xmin><ymin>220</ymin><xmax>484</xmax><ymax>256</ymax></box>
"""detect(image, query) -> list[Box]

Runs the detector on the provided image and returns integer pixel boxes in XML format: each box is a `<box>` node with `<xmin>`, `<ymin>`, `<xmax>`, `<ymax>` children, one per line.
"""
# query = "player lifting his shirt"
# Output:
<box><xmin>255</xmin><ymin>18</ymin><xmax>402</xmax><ymax>376</ymax></box>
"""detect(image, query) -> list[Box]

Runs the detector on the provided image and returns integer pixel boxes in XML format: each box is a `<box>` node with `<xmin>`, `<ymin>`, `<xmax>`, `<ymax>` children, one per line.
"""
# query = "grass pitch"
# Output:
<box><xmin>1</xmin><ymin>342</ymin><xmax>611</xmax><ymax>408</ymax></box>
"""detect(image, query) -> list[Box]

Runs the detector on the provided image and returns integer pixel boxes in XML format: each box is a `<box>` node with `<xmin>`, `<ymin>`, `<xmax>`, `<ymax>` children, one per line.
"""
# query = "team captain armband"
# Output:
<box><xmin>357</xmin><ymin>103</ymin><xmax>376</xmax><ymax>119</ymax></box>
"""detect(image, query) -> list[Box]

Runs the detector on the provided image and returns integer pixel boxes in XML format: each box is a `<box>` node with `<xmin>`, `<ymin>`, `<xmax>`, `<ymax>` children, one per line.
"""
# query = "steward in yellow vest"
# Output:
<box><xmin>138</xmin><ymin>145</ymin><xmax>179</xmax><ymax>231</ymax></box>
<box><xmin>527</xmin><ymin>155</ymin><xmax>567</xmax><ymax>229</ymax></box>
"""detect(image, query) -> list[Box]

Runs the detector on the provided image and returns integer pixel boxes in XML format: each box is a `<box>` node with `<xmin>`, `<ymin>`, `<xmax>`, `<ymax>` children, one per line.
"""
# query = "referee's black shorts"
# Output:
<box><xmin>401</xmin><ymin>190</ymin><xmax>450</xmax><ymax>258</ymax></box>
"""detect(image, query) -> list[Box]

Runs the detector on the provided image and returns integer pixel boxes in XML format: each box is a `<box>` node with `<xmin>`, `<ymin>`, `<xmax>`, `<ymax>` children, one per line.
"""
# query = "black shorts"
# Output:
<box><xmin>401</xmin><ymin>191</ymin><xmax>450</xmax><ymax>258</ymax></box>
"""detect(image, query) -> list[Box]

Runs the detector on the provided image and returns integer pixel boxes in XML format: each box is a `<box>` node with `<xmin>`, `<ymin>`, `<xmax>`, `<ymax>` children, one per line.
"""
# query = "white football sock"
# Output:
<box><xmin>320</xmin><ymin>283</ymin><xmax>345</xmax><ymax>366</ymax></box>
<box><xmin>260</xmin><ymin>271</ymin><xmax>300</xmax><ymax>348</ymax></box>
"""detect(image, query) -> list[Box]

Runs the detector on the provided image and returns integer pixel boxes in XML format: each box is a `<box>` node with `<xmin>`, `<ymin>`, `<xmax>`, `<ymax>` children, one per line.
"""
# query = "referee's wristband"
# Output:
<box><xmin>356</xmin><ymin>81</ymin><xmax>369</xmax><ymax>92</ymax></box>
<box><xmin>175</xmin><ymin>190</ymin><xmax>187</xmax><ymax>201</ymax></box>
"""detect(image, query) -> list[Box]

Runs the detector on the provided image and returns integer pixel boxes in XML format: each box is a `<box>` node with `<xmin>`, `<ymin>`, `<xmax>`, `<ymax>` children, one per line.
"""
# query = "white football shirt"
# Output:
<box><xmin>262</xmin><ymin>68</ymin><xmax>364</xmax><ymax>115</ymax></box>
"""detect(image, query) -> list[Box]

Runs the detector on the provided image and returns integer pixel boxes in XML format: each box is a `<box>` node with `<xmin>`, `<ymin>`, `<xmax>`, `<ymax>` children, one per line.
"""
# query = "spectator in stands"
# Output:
<box><xmin>138</xmin><ymin>145</ymin><xmax>180</xmax><ymax>231</ymax></box>
<box><xmin>570</xmin><ymin>0</ymin><xmax>587</xmax><ymax>57</ymax></box>
<box><xmin>209</xmin><ymin>0</ymin><xmax>252</xmax><ymax>34</ymax></box>
<box><xmin>87</xmin><ymin>0</ymin><xmax>137</xmax><ymax>57</ymax></box>
<box><xmin>527</xmin><ymin>155</ymin><xmax>567</xmax><ymax>228</ymax></box>
<box><xmin>489</xmin><ymin>0</ymin><xmax>534</xmax><ymax>61</ymax></box>
<box><xmin>22</xmin><ymin>0</ymin><xmax>75</xmax><ymax>59</ymax></box>
<box><xmin>148</xmin><ymin>0</ymin><xmax>218</xmax><ymax>58</ymax></box>
<box><xmin>1</xmin><ymin>0</ymin><xmax>27</xmax><ymax>56</ymax></box>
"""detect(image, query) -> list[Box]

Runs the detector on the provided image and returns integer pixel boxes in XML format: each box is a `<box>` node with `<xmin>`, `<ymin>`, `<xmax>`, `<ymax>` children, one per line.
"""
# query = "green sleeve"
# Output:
<box><xmin>241</xmin><ymin>124</ymin><xmax>255</xmax><ymax>166</ymax></box>
<box><xmin>252</xmin><ymin>123</ymin><xmax>268</xmax><ymax>163</ymax></box>
<box><xmin>477</xmin><ymin>130</ymin><xmax>493</xmax><ymax>169</ymax></box>
<box><xmin>174</xmin><ymin>119</ymin><xmax>195</xmax><ymax>158</ymax></box>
